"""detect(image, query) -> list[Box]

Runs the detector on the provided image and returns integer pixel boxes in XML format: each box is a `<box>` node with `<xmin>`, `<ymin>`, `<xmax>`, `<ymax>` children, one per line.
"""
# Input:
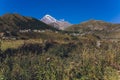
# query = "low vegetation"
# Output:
<box><xmin>0</xmin><ymin>37</ymin><xmax>120</xmax><ymax>80</ymax></box>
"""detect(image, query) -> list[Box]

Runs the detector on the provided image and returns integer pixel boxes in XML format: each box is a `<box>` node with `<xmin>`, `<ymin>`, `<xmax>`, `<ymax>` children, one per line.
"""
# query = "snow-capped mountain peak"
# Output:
<box><xmin>41</xmin><ymin>14</ymin><xmax>72</xmax><ymax>30</ymax></box>
<box><xmin>41</xmin><ymin>14</ymin><xmax>57</xmax><ymax>24</ymax></box>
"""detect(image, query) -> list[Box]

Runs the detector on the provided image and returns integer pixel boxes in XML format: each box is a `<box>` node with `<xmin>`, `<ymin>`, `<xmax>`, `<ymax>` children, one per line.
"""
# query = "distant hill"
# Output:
<box><xmin>66</xmin><ymin>20</ymin><xmax>112</xmax><ymax>31</ymax></box>
<box><xmin>66</xmin><ymin>20</ymin><xmax>120</xmax><ymax>39</ymax></box>
<box><xmin>0</xmin><ymin>13</ymin><xmax>57</xmax><ymax>32</ymax></box>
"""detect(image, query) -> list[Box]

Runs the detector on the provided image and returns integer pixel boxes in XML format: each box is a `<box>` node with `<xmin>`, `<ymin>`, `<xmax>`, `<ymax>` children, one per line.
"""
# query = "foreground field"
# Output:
<box><xmin>1</xmin><ymin>39</ymin><xmax>44</xmax><ymax>51</ymax></box>
<box><xmin>0</xmin><ymin>38</ymin><xmax>120</xmax><ymax>80</ymax></box>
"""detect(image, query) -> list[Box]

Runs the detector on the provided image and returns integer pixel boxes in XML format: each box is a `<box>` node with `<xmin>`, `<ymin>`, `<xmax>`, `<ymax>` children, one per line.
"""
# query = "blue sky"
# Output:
<box><xmin>0</xmin><ymin>0</ymin><xmax>120</xmax><ymax>24</ymax></box>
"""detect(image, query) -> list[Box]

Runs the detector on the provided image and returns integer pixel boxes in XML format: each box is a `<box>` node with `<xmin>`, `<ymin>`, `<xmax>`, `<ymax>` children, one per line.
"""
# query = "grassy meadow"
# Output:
<box><xmin>0</xmin><ymin>32</ymin><xmax>120</xmax><ymax>80</ymax></box>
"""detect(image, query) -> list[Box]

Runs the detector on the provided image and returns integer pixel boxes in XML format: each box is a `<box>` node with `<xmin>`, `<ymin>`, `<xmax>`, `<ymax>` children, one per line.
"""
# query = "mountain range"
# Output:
<box><xmin>0</xmin><ymin>13</ymin><xmax>120</xmax><ymax>39</ymax></box>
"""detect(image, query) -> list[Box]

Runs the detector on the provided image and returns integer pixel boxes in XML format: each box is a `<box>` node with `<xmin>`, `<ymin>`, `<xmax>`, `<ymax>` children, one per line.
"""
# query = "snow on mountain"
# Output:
<box><xmin>41</xmin><ymin>14</ymin><xmax>57</xmax><ymax>24</ymax></box>
<box><xmin>41</xmin><ymin>14</ymin><xmax>72</xmax><ymax>30</ymax></box>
